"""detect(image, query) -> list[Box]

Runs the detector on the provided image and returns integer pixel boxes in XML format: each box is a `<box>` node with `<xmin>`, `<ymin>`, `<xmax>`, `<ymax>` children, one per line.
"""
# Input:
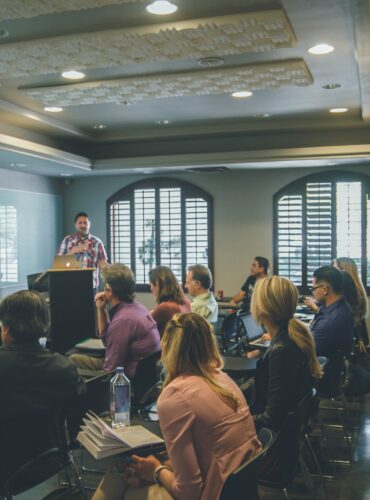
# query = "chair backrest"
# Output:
<box><xmin>220</xmin><ymin>427</ymin><xmax>276</xmax><ymax>500</ymax></box>
<box><xmin>317</xmin><ymin>349</ymin><xmax>346</xmax><ymax>397</ymax></box>
<box><xmin>259</xmin><ymin>388</ymin><xmax>316</xmax><ymax>487</ymax></box>
<box><xmin>0</xmin><ymin>410</ymin><xmax>69</xmax><ymax>497</ymax></box>
<box><xmin>132</xmin><ymin>350</ymin><xmax>161</xmax><ymax>406</ymax></box>
<box><xmin>221</xmin><ymin>312</ymin><xmax>238</xmax><ymax>344</ymax></box>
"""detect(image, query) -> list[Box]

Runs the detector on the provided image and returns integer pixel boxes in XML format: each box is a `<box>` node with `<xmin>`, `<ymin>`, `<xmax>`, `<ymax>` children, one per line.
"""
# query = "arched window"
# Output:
<box><xmin>107</xmin><ymin>178</ymin><xmax>213</xmax><ymax>290</ymax></box>
<box><xmin>273</xmin><ymin>171</ymin><xmax>370</xmax><ymax>293</ymax></box>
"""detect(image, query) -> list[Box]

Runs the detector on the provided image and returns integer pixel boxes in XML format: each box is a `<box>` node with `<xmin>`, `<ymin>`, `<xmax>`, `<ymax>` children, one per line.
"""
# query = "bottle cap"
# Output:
<box><xmin>116</xmin><ymin>366</ymin><xmax>124</xmax><ymax>372</ymax></box>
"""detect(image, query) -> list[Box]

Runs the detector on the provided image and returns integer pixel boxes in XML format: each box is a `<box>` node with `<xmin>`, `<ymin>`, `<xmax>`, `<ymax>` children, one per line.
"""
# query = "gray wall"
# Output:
<box><xmin>62</xmin><ymin>165</ymin><xmax>370</xmax><ymax>309</ymax></box>
<box><xmin>0</xmin><ymin>168</ymin><xmax>63</xmax><ymax>298</ymax></box>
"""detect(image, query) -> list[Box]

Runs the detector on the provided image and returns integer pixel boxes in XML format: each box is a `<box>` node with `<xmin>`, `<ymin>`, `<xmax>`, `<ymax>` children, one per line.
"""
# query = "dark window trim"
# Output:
<box><xmin>273</xmin><ymin>170</ymin><xmax>370</xmax><ymax>295</ymax></box>
<box><xmin>107</xmin><ymin>177</ymin><xmax>214</xmax><ymax>292</ymax></box>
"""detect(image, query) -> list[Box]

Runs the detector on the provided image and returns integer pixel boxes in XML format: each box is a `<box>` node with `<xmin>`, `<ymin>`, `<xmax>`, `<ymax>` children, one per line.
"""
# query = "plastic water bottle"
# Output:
<box><xmin>110</xmin><ymin>367</ymin><xmax>131</xmax><ymax>428</ymax></box>
<box><xmin>81</xmin><ymin>253</ymin><xmax>88</xmax><ymax>268</ymax></box>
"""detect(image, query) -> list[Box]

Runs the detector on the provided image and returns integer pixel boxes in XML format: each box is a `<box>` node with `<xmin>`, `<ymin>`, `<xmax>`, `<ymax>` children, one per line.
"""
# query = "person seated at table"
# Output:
<box><xmin>92</xmin><ymin>313</ymin><xmax>260</xmax><ymax>500</ymax></box>
<box><xmin>333</xmin><ymin>257</ymin><xmax>368</xmax><ymax>344</ymax></box>
<box><xmin>185</xmin><ymin>264</ymin><xmax>218</xmax><ymax>323</ymax></box>
<box><xmin>244</xmin><ymin>276</ymin><xmax>322</xmax><ymax>431</ymax></box>
<box><xmin>70</xmin><ymin>263</ymin><xmax>160</xmax><ymax>378</ymax></box>
<box><xmin>149</xmin><ymin>266</ymin><xmax>191</xmax><ymax>337</ymax></box>
<box><xmin>230</xmin><ymin>256</ymin><xmax>269</xmax><ymax>312</ymax></box>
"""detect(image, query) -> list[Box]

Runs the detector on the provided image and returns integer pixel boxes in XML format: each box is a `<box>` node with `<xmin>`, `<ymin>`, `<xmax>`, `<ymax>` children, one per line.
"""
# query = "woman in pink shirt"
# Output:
<box><xmin>93</xmin><ymin>313</ymin><xmax>260</xmax><ymax>500</ymax></box>
<box><xmin>149</xmin><ymin>266</ymin><xmax>191</xmax><ymax>337</ymax></box>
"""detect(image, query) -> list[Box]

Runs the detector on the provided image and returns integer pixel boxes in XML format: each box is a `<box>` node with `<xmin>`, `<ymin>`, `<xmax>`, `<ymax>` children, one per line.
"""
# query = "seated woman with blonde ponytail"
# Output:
<box><xmin>245</xmin><ymin>275</ymin><xmax>323</xmax><ymax>431</ymax></box>
<box><xmin>93</xmin><ymin>313</ymin><xmax>260</xmax><ymax>500</ymax></box>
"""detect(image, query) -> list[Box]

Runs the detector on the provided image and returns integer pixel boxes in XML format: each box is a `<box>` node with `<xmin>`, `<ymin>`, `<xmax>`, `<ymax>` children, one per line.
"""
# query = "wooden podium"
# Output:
<box><xmin>48</xmin><ymin>269</ymin><xmax>96</xmax><ymax>354</ymax></box>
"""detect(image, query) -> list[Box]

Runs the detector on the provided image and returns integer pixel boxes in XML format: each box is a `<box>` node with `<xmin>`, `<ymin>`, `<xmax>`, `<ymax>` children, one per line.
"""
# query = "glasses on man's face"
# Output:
<box><xmin>310</xmin><ymin>284</ymin><xmax>327</xmax><ymax>292</ymax></box>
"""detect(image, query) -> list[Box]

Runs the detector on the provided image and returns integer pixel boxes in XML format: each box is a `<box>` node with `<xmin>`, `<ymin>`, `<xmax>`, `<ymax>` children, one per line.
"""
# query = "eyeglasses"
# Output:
<box><xmin>310</xmin><ymin>284</ymin><xmax>328</xmax><ymax>292</ymax></box>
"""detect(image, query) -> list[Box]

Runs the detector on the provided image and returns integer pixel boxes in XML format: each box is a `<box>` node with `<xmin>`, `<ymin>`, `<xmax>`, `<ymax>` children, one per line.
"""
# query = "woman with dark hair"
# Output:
<box><xmin>149</xmin><ymin>266</ymin><xmax>191</xmax><ymax>337</ymax></box>
<box><xmin>93</xmin><ymin>313</ymin><xmax>260</xmax><ymax>500</ymax></box>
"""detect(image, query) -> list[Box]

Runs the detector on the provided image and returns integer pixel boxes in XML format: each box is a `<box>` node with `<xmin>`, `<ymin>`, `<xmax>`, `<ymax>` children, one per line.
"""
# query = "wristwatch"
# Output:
<box><xmin>153</xmin><ymin>464</ymin><xmax>170</xmax><ymax>484</ymax></box>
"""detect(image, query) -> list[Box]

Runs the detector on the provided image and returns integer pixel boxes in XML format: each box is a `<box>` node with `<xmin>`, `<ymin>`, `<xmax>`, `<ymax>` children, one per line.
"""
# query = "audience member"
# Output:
<box><xmin>244</xmin><ymin>276</ymin><xmax>322</xmax><ymax>431</ymax></box>
<box><xmin>333</xmin><ymin>257</ymin><xmax>368</xmax><ymax>344</ymax></box>
<box><xmin>306</xmin><ymin>266</ymin><xmax>354</xmax><ymax>357</ymax></box>
<box><xmin>185</xmin><ymin>264</ymin><xmax>218</xmax><ymax>323</ymax></box>
<box><xmin>230</xmin><ymin>256</ymin><xmax>269</xmax><ymax>311</ymax></box>
<box><xmin>70</xmin><ymin>264</ymin><xmax>160</xmax><ymax>377</ymax></box>
<box><xmin>149</xmin><ymin>266</ymin><xmax>191</xmax><ymax>337</ymax></box>
<box><xmin>93</xmin><ymin>313</ymin><xmax>260</xmax><ymax>500</ymax></box>
<box><xmin>58</xmin><ymin>211</ymin><xmax>108</xmax><ymax>290</ymax></box>
<box><xmin>0</xmin><ymin>290</ymin><xmax>86</xmax><ymax>421</ymax></box>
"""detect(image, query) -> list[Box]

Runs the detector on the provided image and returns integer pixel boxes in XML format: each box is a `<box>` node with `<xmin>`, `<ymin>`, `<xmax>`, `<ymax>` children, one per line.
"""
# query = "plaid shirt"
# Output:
<box><xmin>58</xmin><ymin>232</ymin><xmax>107</xmax><ymax>288</ymax></box>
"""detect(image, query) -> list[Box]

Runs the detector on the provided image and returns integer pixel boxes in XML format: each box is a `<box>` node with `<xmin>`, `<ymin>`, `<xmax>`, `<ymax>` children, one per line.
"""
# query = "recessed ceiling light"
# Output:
<box><xmin>308</xmin><ymin>43</ymin><xmax>334</xmax><ymax>55</ymax></box>
<box><xmin>322</xmin><ymin>83</ymin><xmax>342</xmax><ymax>90</ymax></box>
<box><xmin>155</xmin><ymin>119</ymin><xmax>171</xmax><ymax>125</ymax></box>
<box><xmin>327</xmin><ymin>162</ymin><xmax>338</xmax><ymax>165</ymax></box>
<box><xmin>92</xmin><ymin>124</ymin><xmax>107</xmax><ymax>129</ymax></box>
<box><xmin>142</xmin><ymin>170</ymin><xmax>154</xmax><ymax>174</ymax></box>
<box><xmin>44</xmin><ymin>106</ymin><xmax>63</xmax><ymax>112</ymax></box>
<box><xmin>60</xmin><ymin>173</ymin><xmax>72</xmax><ymax>177</ymax></box>
<box><xmin>329</xmin><ymin>107</ymin><xmax>348</xmax><ymax>113</ymax></box>
<box><xmin>61</xmin><ymin>70</ymin><xmax>85</xmax><ymax>80</ymax></box>
<box><xmin>255</xmin><ymin>113</ymin><xmax>270</xmax><ymax>118</ymax></box>
<box><xmin>231</xmin><ymin>91</ymin><xmax>253</xmax><ymax>98</ymax></box>
<box><xmin>10</xmin><ymin>162</ymin><xmax>27</xmax><ymax>167</ymax></box>
<box><xmin>0</xmin><ymin>29</ymin><xmax>9</xmax><ymax>39</ymax></box>
<box><xmin>198</xmin><ymin>57</ymin><xmax>224</xmax><ymax>67</ymax></box>
<box><xmin>146</xmin><ymin>1</ymin><xmax>177</xmax><ymax>15</ymax></box>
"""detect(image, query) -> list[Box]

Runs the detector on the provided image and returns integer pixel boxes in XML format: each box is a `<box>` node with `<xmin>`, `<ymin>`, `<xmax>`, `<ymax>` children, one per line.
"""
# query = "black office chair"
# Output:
<box><xmin>0</xmin><ymin>409</ymin><xmax>86</xmax><ymax>500</ymax></box>
<box><xmin>258</xmin><ymin>389</ymin><xmax>319</xmax><ymax>500</ymax></box>
<box><xmin>132</xmin><ymin>350</ymin><xmax>162</xmax><ymax>413</ymax></box>
<box><xmin>220</xmin><ymin>312</ymin><xmax>245</xmax><ymax>354</ymax></box>
<box><xmin>220</xmin><ymin>427</ymin><xmax>276</xmax><ymax>500</ymax></box>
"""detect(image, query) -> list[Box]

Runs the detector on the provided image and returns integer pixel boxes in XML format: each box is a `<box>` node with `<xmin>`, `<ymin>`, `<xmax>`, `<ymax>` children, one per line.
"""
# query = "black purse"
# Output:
<box><xmin>343</xmin><ymin>340</ymin><xmax>370</xmax><ymax>397</ymax></box>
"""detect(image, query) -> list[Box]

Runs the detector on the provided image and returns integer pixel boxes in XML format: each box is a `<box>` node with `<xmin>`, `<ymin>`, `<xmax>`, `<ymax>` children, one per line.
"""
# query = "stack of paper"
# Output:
<box><xmin>77</xmin><ymin>412</ymin><xmax>164</xmax><ymax>459</ymax></box>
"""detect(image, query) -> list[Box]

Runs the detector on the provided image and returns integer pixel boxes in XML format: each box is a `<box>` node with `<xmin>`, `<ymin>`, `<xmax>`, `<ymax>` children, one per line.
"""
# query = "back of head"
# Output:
<box><xmin>251</xmin><ymin>276</ymin><xmax>322</xmax><ymax>380</ymax></box>
<box><xmin>255</xmin><ymin>256</ymin><xmax>270</xmax><ymax>275</ymax></box>
<box><xmin>188</xmin><ymin>264</ymin><xmax>212</xmax><ymax>290</ymax></box>
<box><xmin>148</xmin><ymin>266</ymin><xmax>185</xmax><ymax>304</ymax></box>
<box><xmin>0</xmin><ymin>290</ymin><xmax>49</xmax><ymax>342</ymax></box>
<box><xmin>102</xmin><ymin>263</ymin><xmax>135</xmax><ymax>302</ymax></box>
<box><xmin>334</xmin><ymin>258</ymin><xmax>368</xmax><ymax>319</ymax></box>
<box><xmin>161</xmin><ymin>312</ymin><xmax>240</xmax><ymax>410</ymax></box>
<box><xmin>313</xmin><ymin>265</ymin><xmax>343</xmax><ymax>295</ymax></box>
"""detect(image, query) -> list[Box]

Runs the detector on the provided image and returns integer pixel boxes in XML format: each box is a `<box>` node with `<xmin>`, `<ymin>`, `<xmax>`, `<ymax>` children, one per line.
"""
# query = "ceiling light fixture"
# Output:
<box><xmin>146</xmin><ymin>1</ymin><xmax>177</xmax><ymax>15</ymax></box>
<box><xmin>60</xmin><ymin>173</ymin><xmax>72</xmax><ymax>177</ymax></box>
<box><xmin>255</xmin><ymin>113</ymin><xmax>270</xmax><ymax>118</ymax></box>
<box><xmin>329</xmin><ymin>107</ymin><xmax>348</xmax><ymax>113</ymax></box>
<box><xmin>61</xmin><ymin>70</ymin><xmax>85</xmax><ymax>80</ymax></box>
<box><xmin>322</xmin><ymin>83</ymin><xmax>341</xmax><ymax>90</ymax></box>
<box><xmin>155</xmin><ymin>119</ymin><xmax>171</xmax><ymax>125</ymax></box>
<box><xmin>198</xmin><ymin>57</ymin><xmax>224</xmax><ymax>67</ymax></box>
<box><xmin>92</xmin><ymin>124</ymin><xmax>107</xmax><ymax>129</ymax></box>
<box><xmin>44</xmin><ymin>106</ymin><xmax>63</xmax><ymax>112</ymax></box>
<box><xmin>231</xmin><ymin>91</ymin><xmax>253</xmax><ymax>98</ymax></box>
<box><xmin>308</xmin><ymin>43</ymin><xmax>334</xmax><ymax>55</ymax></box>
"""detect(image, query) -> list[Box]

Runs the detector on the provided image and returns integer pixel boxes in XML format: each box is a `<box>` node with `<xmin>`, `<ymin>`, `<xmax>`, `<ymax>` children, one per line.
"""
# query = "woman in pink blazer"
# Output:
<box><xmin>93</xmin><ymin>313</ymin><xmax>260</xmax><ymax>500</ymax></box>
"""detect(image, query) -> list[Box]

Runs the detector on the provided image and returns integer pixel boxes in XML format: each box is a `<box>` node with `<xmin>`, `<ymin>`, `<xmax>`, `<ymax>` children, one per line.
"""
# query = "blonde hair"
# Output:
<box><xmin>251</xmin><ymin>276</ymin><xmax>323</xmax><ymax>380</ymax></box>
<box><xmin>161</xmin><ymin>313</ymin><xmax>240</xmax><ymax>411</ymax></box>
<box><xmin>334</xmin><ymin>257</ymin><xmax>368</xmax><ymax>320</ymax></box>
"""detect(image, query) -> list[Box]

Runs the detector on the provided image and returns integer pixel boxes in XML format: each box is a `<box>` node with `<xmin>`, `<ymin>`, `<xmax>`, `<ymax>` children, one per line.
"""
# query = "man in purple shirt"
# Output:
<box><xmin>70</xmin><ymin>264</ymin><xmax>160</xmax><ymax>378</ymax></box>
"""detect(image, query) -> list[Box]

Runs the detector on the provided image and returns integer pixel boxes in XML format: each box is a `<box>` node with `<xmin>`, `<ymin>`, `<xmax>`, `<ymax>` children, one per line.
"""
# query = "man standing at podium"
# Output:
<box><xmin>58</xmin><ymin>211</ymin><xmax>108</xmax><ymax>290</ymax></box>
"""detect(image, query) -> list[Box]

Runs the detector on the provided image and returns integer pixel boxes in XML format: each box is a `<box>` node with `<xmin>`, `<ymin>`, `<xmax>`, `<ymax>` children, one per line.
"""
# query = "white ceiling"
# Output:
<box><xmin>0</xmin><ymin>0</ymin><xmax>370</xmax><ymax>177</ymax></box>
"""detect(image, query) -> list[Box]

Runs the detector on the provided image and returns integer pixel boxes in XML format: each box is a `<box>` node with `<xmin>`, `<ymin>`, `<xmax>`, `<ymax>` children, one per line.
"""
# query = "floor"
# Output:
<box><xmin>11</xmin><ymin>396</ymin><xmax>370</xmax><ymax>499</ymax></box>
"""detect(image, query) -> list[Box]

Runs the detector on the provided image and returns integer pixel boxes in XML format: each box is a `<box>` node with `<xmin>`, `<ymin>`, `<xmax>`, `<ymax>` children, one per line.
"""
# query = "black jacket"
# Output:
<box><xmin>248</xmin><ymin>328</ymin><xmax>313</xmax><ymax>431</ymax></box>
<box><xmin>0</xmin><ymin>341</ymin><xmax>86</xmax><ymax>421</ymax></box>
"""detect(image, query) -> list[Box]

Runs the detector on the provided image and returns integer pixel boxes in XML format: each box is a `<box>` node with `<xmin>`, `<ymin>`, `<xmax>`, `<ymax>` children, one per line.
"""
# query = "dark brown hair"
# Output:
<box><xmin>149</xmin><ymin>266</ymin><xmax>185</xmax><ymax>305</ymax></box>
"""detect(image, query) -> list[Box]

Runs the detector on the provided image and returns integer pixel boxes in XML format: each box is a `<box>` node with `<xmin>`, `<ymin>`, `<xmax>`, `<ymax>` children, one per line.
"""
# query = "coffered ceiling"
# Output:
<box><xmin>0</xmin><ymin>0</ymin><xmax>370</xmax><ymax>177</ymax></box>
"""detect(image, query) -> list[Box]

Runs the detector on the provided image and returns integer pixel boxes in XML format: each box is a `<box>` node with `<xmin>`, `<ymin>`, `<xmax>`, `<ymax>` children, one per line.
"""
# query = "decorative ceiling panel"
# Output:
<box><xmin>22</xmin><ymin>59</ymin><xmax>312</xmax><ymax>107</ymax></box>
<box><xmin>0</xmin><ymin>0</ymin><xmax>142</xmax><ymax>20</ymax></box>
<box><xmin>0</xmin><ymin>10</ymin><xmax>295</xmax><ymax>78</ymax></box>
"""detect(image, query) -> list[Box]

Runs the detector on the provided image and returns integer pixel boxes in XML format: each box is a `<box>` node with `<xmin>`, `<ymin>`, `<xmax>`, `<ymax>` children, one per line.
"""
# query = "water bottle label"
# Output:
<box><xmin>115</xmin><ymin>385</ymin><xmax>130</xmax><ymax>413</ymax></box>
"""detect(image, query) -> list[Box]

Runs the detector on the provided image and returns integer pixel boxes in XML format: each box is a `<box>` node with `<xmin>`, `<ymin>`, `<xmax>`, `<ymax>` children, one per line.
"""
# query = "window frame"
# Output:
<box><xmin>273</xmin><ymin>171</ymin><xmax>370</xmax><ymax>294</ymax></box>
<box><xmin>107</xmin><ymin>177</ymin><xmax>214</xmax><ymax>292</ymax></box>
